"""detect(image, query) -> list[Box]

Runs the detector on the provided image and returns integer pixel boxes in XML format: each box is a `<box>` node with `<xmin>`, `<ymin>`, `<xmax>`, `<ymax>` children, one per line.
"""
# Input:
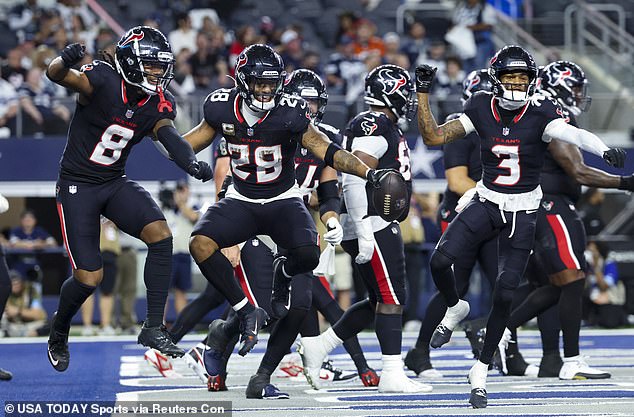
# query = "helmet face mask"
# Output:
<box><xmin>540</xmin><ymin>60</ymin><xmax>591</xmax><ymax>116</ymax></box>
<box><xmin>283</xmin><ymin>69</ymin><xmax>328</xmax><ymax>124</ymax></box>
<box><xmin>115</xmin><ymin>26</ymin><xmax>174</xmax><ymax>95</ymax></box>
<box><xmin>364</xmin><ymin>64</ymin><xmax>416</xmax><ymax>125</ymax></box>
<box><xmin>488</xmin><ymin>45</ymin><xmax>537</xmax><ymax>109</ymax></box>
<box><xmin>235</xmin><ymin>44</ymin><xmax>286</xmax><ymax>112</ymax></box>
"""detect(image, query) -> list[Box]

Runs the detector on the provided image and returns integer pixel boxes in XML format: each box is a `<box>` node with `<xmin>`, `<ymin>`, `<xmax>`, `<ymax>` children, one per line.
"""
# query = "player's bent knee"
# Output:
<box><xmin>75</xmin><ymin>269</ymin><xmax>104</xmax><ymax>287</ymax></box>
<box><xmin>189</xmin><ymin>235</ymin><xmax>218</xmax><ymax>262</ymax></box>
<box><xmin>140</xmin><ymin>220</ymin><xmax>172</xmax><ymax>244</ymax></box>
<box><xmin>430</xmin><ymin>249</ymin><xmax>453</xmax><ymax>273</ymax></box>
<box><xmin>286</xmin><ymin>245</ymin><xmax>320</xmax><ymax>275</ymax></box>
<box><xmin>376</xmin><ymin>303</ymin><xmax>403</xmax><ymax>314</ymax></box>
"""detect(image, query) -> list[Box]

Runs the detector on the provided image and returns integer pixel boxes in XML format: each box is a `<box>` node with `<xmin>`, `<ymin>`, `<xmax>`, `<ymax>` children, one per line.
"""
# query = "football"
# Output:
<box><xmin>371</xmin><ymin>171</ymin><xmax>409</xmax><ymax>222</ymax></box>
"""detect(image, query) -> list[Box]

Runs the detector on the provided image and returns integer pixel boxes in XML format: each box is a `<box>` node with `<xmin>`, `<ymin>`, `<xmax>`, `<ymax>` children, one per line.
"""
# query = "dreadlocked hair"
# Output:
<box><xmin>98</xmin><ymin>49</ymin><xmax>116</xmax><ymax>67</ymax></box>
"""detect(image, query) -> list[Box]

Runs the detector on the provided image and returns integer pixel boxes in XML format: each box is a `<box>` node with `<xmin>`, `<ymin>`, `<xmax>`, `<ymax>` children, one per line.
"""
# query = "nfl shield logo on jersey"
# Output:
<box><xmin>502</xmin><ymin>127</ymin><xmax>510</xmax><ymax>136</ymax></box>
<box><xmin>301</xmin><ymin>148</ymin><xmax>308</xmax><ymax>156</ymax></box>
<box><xmin>542</xmin><ymin>200</ymin><xmax>554</xmax><ymax>211</ymax></box>
<box><xmin>125</xmin><ymin>109</ymin><xmax>134</xmax><ymax>118</ymax></box>
<box><xmin>247</xmin><ymin>128</ymin><xmax>254</xmax><ymax>136</ymax></box>
<box><xmin>69</xmin><ymin>185</ymin><xmax>77</xmax><ymax>194</ymax></box>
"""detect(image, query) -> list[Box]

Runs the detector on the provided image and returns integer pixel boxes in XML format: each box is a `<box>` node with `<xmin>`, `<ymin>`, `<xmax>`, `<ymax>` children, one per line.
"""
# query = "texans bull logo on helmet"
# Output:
<box><xmin>376</xmin><ymin>68</ymin><xmax>407</xmax><ymax>95</ymax></box>
<box><xmin>120</xmin><ymin>29</ymin><xmax>145</xmax><ymax>47</ymax></box>
<box><xmin>547</xmin><ymin>67</ymin><xmax>572</xmax><ymax>89</ymax></box>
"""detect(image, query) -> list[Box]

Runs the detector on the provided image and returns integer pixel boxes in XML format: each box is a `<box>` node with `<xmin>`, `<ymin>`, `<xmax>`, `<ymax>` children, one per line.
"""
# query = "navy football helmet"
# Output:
<box><xmin>462</xmin><ymin>69</ymin><xmax>493</xmax><ymax>103</ymax></box>
<box><xmin>283</xmin><ymin>69</ymin><xmax>328</xmax><ymax>124</ymax></box>
<box><xmin>115</xmin><ymin>26</ymin><xmax>174</xmax><ymax>95</ymax></box>
<box><xmin>235</xmin><ymin>44</ymin><xmax>286</xmax><ymax>112</ymax></box>
<box><xmin>540</xmin><ymin>61</ymin><xmax>591</xmax><ymax>116</ymax></box>
<box><xmin>488</xmin><ymin>45</ymin><xmax>538</xmax><ymax>106</ymax></box>
<box><xmin>364</xmin><ymin>64</ymin><xmax>415</xmax><ymax>122</ymax></box>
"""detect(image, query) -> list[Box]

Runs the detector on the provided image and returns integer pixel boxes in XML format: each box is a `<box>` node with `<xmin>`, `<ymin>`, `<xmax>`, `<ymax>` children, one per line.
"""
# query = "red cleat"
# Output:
<box><xmin>207</xmin><ymin>374</ymin><xmax>228</xmax><ymax>391</ymax></box>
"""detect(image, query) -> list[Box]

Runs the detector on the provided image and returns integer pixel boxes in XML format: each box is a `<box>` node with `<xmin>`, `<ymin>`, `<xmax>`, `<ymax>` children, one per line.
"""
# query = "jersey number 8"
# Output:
<box><xmin>89</xmin><ymin>124</ymin><xmax>135</xmax><ymax>166</ymax></box>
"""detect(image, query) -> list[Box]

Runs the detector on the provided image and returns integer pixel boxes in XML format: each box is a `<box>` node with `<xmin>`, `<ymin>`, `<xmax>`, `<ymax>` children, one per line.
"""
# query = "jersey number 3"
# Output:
<box><xmin>492</xmin><ymin>144</ymin><xmax>520</xmax><ymax>186</ymax></box>
<box><xmin>89</xmin><ymin>124</ymin><xmax>134</xmax><ymax>166</ymax></box>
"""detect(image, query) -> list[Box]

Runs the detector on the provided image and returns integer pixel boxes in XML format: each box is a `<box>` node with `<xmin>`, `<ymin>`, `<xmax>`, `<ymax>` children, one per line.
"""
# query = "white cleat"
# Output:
<box><xmin>430</xmin><ymin>299</ymin><xmax>470</xmax><ymax>348</ymax></box>
<box><xmin>297</xmin><ymin>336</ymin><xmax>328</xmax><ymax>390</ymax></box>
<box><xmin>559</xmin><ymin>355</ymin><xmax>611</xmax><ymax>380</ymax></box>
<box><xmin>418</xmin><ymin>368</ymin><xmax>444</xmax><ymax>379</ymax></box>
<box><xmin>379</xmin><ymin>369</ymin><xmax>433</xmax><ymax>393</ymax></box>
<box><xmin>525</xmin><ymin>363</ymin><xmax>540</xmax><ymax>377</ymax></box>
<box><xmin>183</xmin><ymin>343</ymin><xmax>209</xmax><ymax>383</ymax></box>
<box><xmin>144</xmin><ymin>348</ymin><xmax>181</xmax><ymax>378</ymax></box>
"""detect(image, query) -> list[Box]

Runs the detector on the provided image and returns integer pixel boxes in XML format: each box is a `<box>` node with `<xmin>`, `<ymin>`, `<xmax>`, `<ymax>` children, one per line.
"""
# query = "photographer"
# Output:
<box><xmin>161</xmin><ymin>181</ymin><xmax>200</xmax><ymax>314</ymax></box>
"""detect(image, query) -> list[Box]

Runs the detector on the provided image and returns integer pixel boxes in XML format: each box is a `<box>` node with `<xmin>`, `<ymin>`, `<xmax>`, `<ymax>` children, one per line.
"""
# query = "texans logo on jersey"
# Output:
<box><xmin>377</xmin><ymin>68</ymin><xmax>406</xmax><ymax>95</ymax></box>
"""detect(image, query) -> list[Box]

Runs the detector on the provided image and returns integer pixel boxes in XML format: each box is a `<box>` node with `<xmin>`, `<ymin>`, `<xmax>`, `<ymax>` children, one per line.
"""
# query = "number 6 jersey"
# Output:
<box><xmin>203</xmin><ymin>88</ymin><xmax>311</xmax><ymax>199</ymax></box>
<box><xmin>59</xmin><ymin>60</ymin><xmax>177</xmax><ymax>183</ymax></box>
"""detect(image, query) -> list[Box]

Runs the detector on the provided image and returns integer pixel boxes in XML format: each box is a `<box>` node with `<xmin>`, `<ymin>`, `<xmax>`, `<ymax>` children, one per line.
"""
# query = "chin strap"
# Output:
<box><xmin>157</xmin><ymin>86</ymin><xmax>173</xmax><ymax>113</ymax></box>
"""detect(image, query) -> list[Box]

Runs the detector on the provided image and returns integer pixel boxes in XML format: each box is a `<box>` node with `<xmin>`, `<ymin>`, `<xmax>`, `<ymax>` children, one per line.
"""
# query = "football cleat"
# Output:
<box><xmin>275</xmin><ymin>352</ymin><xmax>304</xmax><ymax>379</ymax></box>
<box><xmin>378</xmin><ymin>369</ymin><xmax>433</xmax><ymax>393</ymax></box>
<box><xmin>358</xmin><ymin>367</ymin><xmax>380</xmax><ymax>387</ymax></box>
<box><xmin>538</xmin><ymin>352</ymin><xmax>564</xmax><ymax>377</ymax></box>
<box><xmin>246</xmin><ymin>373</ymin><xmax>289</xmax><ymax>399</ymax></box>
<box><xmin>469</xmin><ymin>387</ymin><xmax>488</xmax><ymax>409</ymax></box>
<box><xmin>297</xmin><ymin>336</ymin><xmax>328</xmax><ymax>390</ymax></box>
<box><xmin>559</xmin><ymin>355</ymin><xmax>611</xmax><ymax>380</ymax></box>
<box><xmin>404</xmin><ymin>347</ymin><xmax>443</xmax><ymax>378</ymax></box>
<box><xmin>47</xmin><ymin>329</ymin><xmax>70</xmax><ymax>372</ymax></box>
<box><xmin>505</xmin><ymin>352</ymin><xmax>534</xmax><ymax>376</ymax></box>
<box><xmin>270</xmin><ymin>256</ymin><xmax>291</xmax><ymax>320</ymax></box>
<box><xmin>207</xmin><ymin>374</ymin><xmax>227</xmax><ymax>392</ymax></box>
<box><xmin>144</xmin><ymin>348</ymin><xmax>181</xmax><ymax>378</ymax></box>
<box><xmin>137</xmin><ymin>322</ymin><xmax>185</xmax><ymax>358</ymax></box>
<box><xmin>238</xmin><ymin>307</ymin><xmax>269</xmax><ymax>356</ymax></box>
<box><xmin>462</xmin><ymin>318</ymin><xmax>488</xmax><ymax>359</ymax></box>
<box><xmin>0</xmin><ymin>368</ymin><xmax>12</xmax><ymax>381</ymax></box>
<box><xmin>320</xmin><ymin>360</ymin><xmax>357</xmax><ymax>382</ymax></box>
<box><xmin>184</xmin><ymin>344</ymin><xmax>209</xmax><ymax>383</ymax></box>
<box><xmin>468</xmin><ymin>361</ymin><xmax>488</xmax><ymax>408</ymax></box>
<box><xmin>430</xmin><ymin>300</ymin><xmax>470</xmax><ymax>348</ymax></box>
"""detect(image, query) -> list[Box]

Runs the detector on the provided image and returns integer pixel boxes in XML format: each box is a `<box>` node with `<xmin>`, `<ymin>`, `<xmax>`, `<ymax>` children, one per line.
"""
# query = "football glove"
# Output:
<box><xmin>603</xmin><ymin>148</ymin><xmax>626</xmax><ymax>168</ymax></box>
<box><xmin>60</xmin><ymin>43</ymin><xmax>86</xmax><ymax>68</ymax></box>
<box><xmin>619</xmin><ymin>175</ymin><xmax>634</xmax><ymax>191</ymax></box>
<box><xmin>415</xmin><ymin>64</ymin><xmax>437</xmax><ymax>93</ymax></box>
<box><xmin>188</xmin><ymin>161</ymin><xmax>213</xmax><ymax>182</ymax></box>
<box><xmin>323</xmin><ymin>217</ymin><xmax>343</xmax><ymax>246</ymax></box>
<box><xmin>355</xmin><ymin>217</ymin><xmax>375</xmax><ymax>264</ymax></box>
<box><xmin>366</xmin><ymin>168</ymin><xmax>400</xmax><ymax>189</ymax></box>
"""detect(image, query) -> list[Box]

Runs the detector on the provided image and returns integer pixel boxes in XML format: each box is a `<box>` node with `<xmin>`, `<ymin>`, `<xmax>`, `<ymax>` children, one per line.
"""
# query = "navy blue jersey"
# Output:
<box><xmin>463</xmin><ymin>92</ymin><xmax>566</xmax><ymax>193</ymax></box>
<box><xmin>541</xmin><ymin>113</ymin><xmax>581</xmax><ymax>202</ymax></box>
<box><xmin>295</xmin><ymin>122</ymin><xmax>341</xmax><ymax>194</ymax></box>
<box><xmin>343</xmin><ymin>111</ymin><xmax>413</xmax><ymax>218</ymax></box>
<box><xmin>59</xmin><ymin>60</ymin><xmax>177</xmax><ymax>183</ymax></box>
<box><xmin>442</xmin><ymin>131</ymin><xmax>482</xmax><ymax>211</ymax></box>
<box><xmin>203</xmin><ymin>88</ymin><xmax>311</xmax><ymax>199</ymax></box>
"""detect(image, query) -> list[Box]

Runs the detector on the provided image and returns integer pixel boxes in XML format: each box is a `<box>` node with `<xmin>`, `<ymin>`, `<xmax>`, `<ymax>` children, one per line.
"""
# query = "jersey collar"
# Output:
<box><xmin>121</xmin><ymin>80</ymin><xmax>150</xmax><ymax>108</ymax></box>
<box><xmin>234</xmin><ymin>94</ymin><xmax>271</xmax><ymax>126</ymax></box>
<box><xmin>491</xmin><ymin>96</ymin><xmax>530</xmax><ymax>124</ymax></box>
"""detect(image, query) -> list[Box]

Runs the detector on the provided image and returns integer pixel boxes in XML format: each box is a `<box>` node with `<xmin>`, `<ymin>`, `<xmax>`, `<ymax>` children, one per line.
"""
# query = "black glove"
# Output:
<box><xmin>366</xmin><ymin>168</ymin><xmax>400</xmax><ymax>188</ymax></box>
<box><xmin>603</xmin><ymin>148</ymin><xmax>626</xmax><ymax>168</ymax></box>
<box><xmin>217</xmin><ymin>175</ymin><xmax>233</xmax><ymax>200</ymax></box>
<box><xmin>619</xmin><ymin>175</ymin><xmax>634</xmax><ymax>191</ymax></box>
<box><xmin>415</xmin><ymin>64</ymin><xmax>437</xmax><ymax>93</ymax></box>
<box><xmin>60</xmin><ymin>43</ymin><xmax>86</xmax><ymax>68</ymax></box>
<box><xmin>188</xmin><ymin>161</ymin><xmax>213</xmax><ymax>182</ymax></box>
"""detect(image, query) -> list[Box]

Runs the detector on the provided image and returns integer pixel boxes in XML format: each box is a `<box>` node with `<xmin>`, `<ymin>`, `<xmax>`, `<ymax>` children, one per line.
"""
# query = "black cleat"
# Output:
<box><xmin>138</xmin><ymin>322</ymin><xmax>185</xmax><ymax>358</ymax></box>
<box><xmin>47</xmin><ymin>331</ymin><xmax>70</xmax><ymax>372</ymax></box>
<box><xmin>469</xmin><ymin>388</ymin><xmax>487</xmax><ymax>408</ymax></box>
<box><xmin>462</xmin><ymin>318</ymin><xmax>488</xmax><ymax>359</ymax></box>
<box><xmin>238</xmin><ymin>307</ymin><xmax>269</xmax><ymax>356</ymax></box>
<box><xmin>0</xmin><ymin>368</ymin><xmax>13</xmax><ymax>381</ymax></box>
<box><xmin>506</xmin><ymin>352</ymin><xmax>530</xmax><ymax>376</ymax></box>
<box><xmin>430</xmin><ymin>324</ymin><xmax>453</xmax><ymax>348</ymax></box>
<box><xmin>404</xmin><ymin>347</ymin><xmax>432</xmax><ymax>375</ymax></box>
<box><xmin>271</xmin><ymin>256</ymin><xmax>291</xmax><ymax>320</ymax></box>
<box><xmin>246</xmin><ymin>373</ymin><xmax>289</xmax><ymax>399</ymax></box>
<box><xmin>538</xmin><ymin>352</ymin><xmax>563</xmax><ymax>377</ymax></box>
<box><xmin>207</xmin><ymin>319</ymin><xmax>231</xmax><ymax>351</ymax></box>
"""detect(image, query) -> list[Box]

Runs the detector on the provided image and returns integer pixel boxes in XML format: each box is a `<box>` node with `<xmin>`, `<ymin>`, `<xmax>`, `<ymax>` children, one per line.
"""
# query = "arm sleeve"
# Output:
<box><xmin>544</xmin><ymin>118</ymin><xmax>609</xmax><ymax>157</ymax></box>
<box><xmin>342</xmin><ymin>173</ymin><xmax>373</xmax><ymax>240</ymax></box>
<box><xmin>350</xmin><ymin>135</ymin><xmax>389</xmax><ymax>159</ymax></box>
<box><xmin>458</xmin><ymin>113</ymin><xmax>475</xmax><ymax>135</ymax></box>
<box><xmin>156</xmin><ymin>125</ymin><xmax>197</xmax><ymax>173</ymax></box>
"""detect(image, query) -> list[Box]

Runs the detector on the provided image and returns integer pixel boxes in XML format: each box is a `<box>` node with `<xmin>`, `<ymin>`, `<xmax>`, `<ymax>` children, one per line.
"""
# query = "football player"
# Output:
<box><xmin>182</xmin><ymin>45</ymin><xmax>393</xmax><ymax>359</ymax></box>
<box><xmin>501</xmin><ymin>60</ymin><xmax>633</xmax><ymax>380</ymax></box>
<box><xmin>45</xmin><ymin>26</ymin><xmax>213</xmax><ymax>372</ymax></box>
<box><xmin>416</xmin><ymin>45</ymin><xmax>626</xmax><ymax>408</ymax></box>
<box><xmin>298</xmin><ymin>64</ymin><xmax>433</xmax><ymax>393</ymax></box>
<box><xmin>0</xmin><ymin>193</ymin><xmax>12</xmax><ymax>380</ymax></box>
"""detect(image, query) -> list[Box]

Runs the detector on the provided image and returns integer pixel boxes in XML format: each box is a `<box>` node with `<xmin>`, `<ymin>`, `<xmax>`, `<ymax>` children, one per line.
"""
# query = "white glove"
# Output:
<box><xmin>455</xmin><ymin>187</ymin><xmax>477</xmax><ymax>214</ymax></box>
<box><xmin>323</xmin><ymin>217</ymin><xmax>343</xmax><ymax>246</ymax></box>
<box><xmin>0</xmin><ymin>194</ymin><xmax>8</xmax><ymax>214</ymax></box>
<box><xmin>355</xmin><ymin>218</ymin><xmax>375</xmax><ymax>264</ymax></box>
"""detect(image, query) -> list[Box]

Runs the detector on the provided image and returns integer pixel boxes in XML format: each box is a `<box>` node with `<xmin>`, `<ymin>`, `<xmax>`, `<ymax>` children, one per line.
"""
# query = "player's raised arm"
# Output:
<box><xmin>415</xmin><ymin>65</ymin><xmax>467</xmax><ymax>146</ymax></box>
<box><xmin>300</xmin><ymin>123</ymin><xmax>394</xmax><ymax>188</ymax></box>
<box><xmin>152</xmin><ymin>119</ymin><xmax>213</xmax><ymax>182</ymax></box>
<box><xmin>46</xmin><ymin>43</ymin><xmax>93</xmax><ymax>97</ymax></box>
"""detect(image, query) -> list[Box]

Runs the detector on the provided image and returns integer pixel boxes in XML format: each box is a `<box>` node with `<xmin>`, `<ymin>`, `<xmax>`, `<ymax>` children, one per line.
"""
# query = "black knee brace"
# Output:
<box><xmin>285</xmin><ymin>245</ymin><xmax>321</xmax><ymax>276</ymax></box>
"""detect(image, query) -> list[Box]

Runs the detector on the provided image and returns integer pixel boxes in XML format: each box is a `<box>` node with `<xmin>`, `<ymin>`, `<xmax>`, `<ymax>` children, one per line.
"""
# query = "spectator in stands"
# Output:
<box><xmin>325</xmin><ymin>36</ymin><xmax>366</xmax><ymax>120</ymax></box>
<box><xmin>432</xmin><ymin>56</ymin><xmax>465</xmax><ymax>120</ymax></box>
<box><xmin>425</xmin><ymin>39</ymin><xmax>448</xmax><ymax>77</ymax></box>
<box><xmin>172</xmin><ymin>49</ymin><xmax>196</xmax><ymax>97</ymax></box>
<box><xmin>401</xmin><ymin>196</ymin><xmax>425</xmax><ymax>328</ymax></box>
<box><xmin>34</xmin><ymin>10</ymin><xmax>64</xmax><ymax>50</ymax></box>
<box><xmin>579</xmin><ymin>188</ymin><xmax>606</xmax><ymax>238</ymax></box>
<box><xmin>69</xmin><ymin>14</ymin><xmax>97</xmax><ymax>55</ymax></box>
<box><xmin>585</xmin><ymin>240</ymin><xmax>626</xmax><ymax>328</ymax></box>
<box><xmin>3</xmin><ymin>271</ymin><xmax>48</xmax><ymax>337</ymax></box>
<box><xmin>169</xmin><ymin>12</ymin><xmax>198</xmax><ymax>56</ymax></box>
<box><xmin>382</xmin><ymin>32</ymin><xmax>410</xmax><ymax>69</ymax></box>
<box><xmin>228</xmin><ymin>25</ymin><xmax>258</xmax><ymax>76</ymax></box>
<box><xmin>301</xmin><ymin>51</ymin><xmax>324</xmax><ymax>79</ymax></box>
<box><xmin>7</xmin><ymin>210</ymin><xmax>57</xmax><ymax>283</ymax></box>
<box><xmin>7</xmin><ymin>0</ymin><xmax>44</xmax><ymax>44</ymax></box>
<box><xmin>353</xmin><ymin>19</ymin><xmax>385</xmax><ymax>59</ymax></box>
<box><xmin>401</xmin><ymin>21</ymin><xmax>429</xmax><ymax>67</ymax></box>
<box><xmin>1</xmin><ymin>48</ymin><xmax>28</xmax><ymax>90</ymax></box>
<box><xmin>0</xmin><ymin>66</ymin><xmax>19</xmax><ymax>138</ymax></box>
<box><xmin>18</xmin><ymin>67</ymin><xmax>70</xmax><ymax>136</ymax></box>
<box><xmin>259</xmin><ymin>16</ymin><xmax>279</xmax><ymax>46</ymax></box>
<box><xmin>336</xmin><ymin>11</ymin><xmax>360</xmax><ymax>46</ymax></box>
<box><xmin>94</xmin><ymin>27</ymin><xmax>116</xmax><ymax>55</ymax></box>
<box><xmin>189</xmin><ymin>32</ymin><xmax>227</xmax><ymax>91</ymax></box>
<box><xmin>56</xmin><ymin>0</ymin><xmax>96</xmax><ymax>35</ymax></box>
<box><xmin>113</xmin><ymin>234</ymin><xmax>139</xmax><ymax>334</ymax></box>
<box><xmin>452</xmin><ymin>0</ymin><xmax>497</xmax><ymax>73</ymax></box>
<box><xmin>31</xmin><ymin>45</ymin><xmax>57</xmax><ymax>71</ymax></box>
<box><xmin>279</xmin><ymin>29</ymin><xmax>305</xmax><ymax>73</ymax></box>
